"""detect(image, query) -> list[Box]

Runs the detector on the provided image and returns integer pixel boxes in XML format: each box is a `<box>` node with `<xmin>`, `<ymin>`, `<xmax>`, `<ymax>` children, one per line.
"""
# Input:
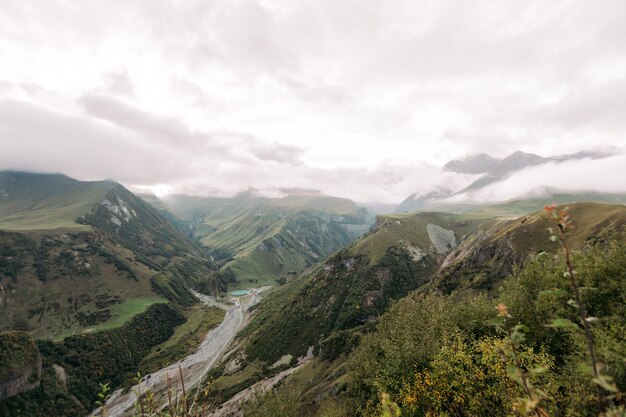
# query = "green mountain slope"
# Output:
<box><xmin>0</xmin><ymin>171</ymin><xmax>225</xmax><ymax>339</ymax></box>
<box><xmin>474</xmin><ymin>189</ymin><xmax>626</xmax><ymax>217</ymax></box>
<box><xmin>161</xmin><ymin>192</ymin><xmax>373</xmax><ymax>287</ymax></box>
<box><xmin>212</xmin><ymin>202</ymin><xmax>626</xmax><ymax>416</ymax></box>
<box><xmin>240</xmin><ymin>211</ymin><xmax>497</xmax><ymax>364</ymax></box>
<box><xmin>397</xmin><ymin>185</ymin><xmax>626</xmax><ymax>218</ymax></box>
<box><xmin>434</xmin><ymin>202</ymin><xmax>626</xmax><ymax>294</ymax></box>
<box><xmin>0</xmin><ymin>171</ymin><xmax>111</xmax><ymax>231</ymax></box>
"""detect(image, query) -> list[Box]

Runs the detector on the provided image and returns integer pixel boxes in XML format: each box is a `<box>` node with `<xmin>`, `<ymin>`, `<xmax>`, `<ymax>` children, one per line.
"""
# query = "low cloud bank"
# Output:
<box><xmin>450</xmin><ymin>153</ymin><xmax>626</xmax><ymax>203</ymax></box>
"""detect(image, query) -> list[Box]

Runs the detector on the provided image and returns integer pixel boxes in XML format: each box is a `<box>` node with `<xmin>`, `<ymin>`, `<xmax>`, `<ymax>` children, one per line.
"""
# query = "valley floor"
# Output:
<box><xmin>93</xmin><ymin>288</ymin><xmax>267</xmax><ymax>417</ymax></box>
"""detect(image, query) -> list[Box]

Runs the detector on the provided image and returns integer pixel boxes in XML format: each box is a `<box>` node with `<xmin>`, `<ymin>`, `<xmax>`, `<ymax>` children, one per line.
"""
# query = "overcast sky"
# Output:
<box><xmin>1</xmin><ymin>0</ymin><xmax>625</xmax><ymax>203</ymax></box>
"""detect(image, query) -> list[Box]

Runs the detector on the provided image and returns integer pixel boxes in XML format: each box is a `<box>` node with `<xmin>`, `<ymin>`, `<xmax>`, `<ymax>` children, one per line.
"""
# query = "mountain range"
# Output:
<box><xmin>0</xmin><ymin>171</ymin><xmax>225</xmax><ymax>339</ymax></box>
<box><xmin>212</xmin><ymin>201</ymin><xmax>626</xmax><ymax>416</ymax></box>
<box><xmin>1</xmin><ymin>166</ymin><xmax>626</xmax><ymax>417</ymax></box>
<box><xmin>153</xmin><ymin>191</ymin><xmax>373</xmax><ymax>287</ymax></box>
<box><xmin>397</xmin><ymin>149</ymin><xmax>621</xmax><ymax>213</ymax></box>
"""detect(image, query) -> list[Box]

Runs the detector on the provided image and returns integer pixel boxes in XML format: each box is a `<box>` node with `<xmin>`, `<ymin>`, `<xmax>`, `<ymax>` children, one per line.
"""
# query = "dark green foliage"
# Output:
<box><xmin>151</xmin><ymin>259</ymin><xmax>226</xmax><ymax>306</ymax></box>
<box><xmin>0</xmin><ymin>360</ymin><xmax>86</xmax><ymax>417</ymax></box>
<box><xmin>346</xmin><ymin>238</ymin><xmax>626</xmax><ymax>416</ymax></box>
<box><xmin>242</xmin><ymin>387</ymin><xmax>302</xmax><ymax>417</ymax></box>
<box><xmin>244</xmin><ymin>246</ymin><xmax>437</xmax><ymax>364</ymax></box>
<box><xmin>319</xmin><ymin>329</ymin><xmax>361</xmax><ymax>361</ymax></box>
<box><xmin>0</xmin><ymin>331</ymin><xmax>39</xmax><ymax>382</ymax></box>
<box><xmin>0</xmin><ymin>231</ymin><xmax>34</xmax><ymax>283</ymax></box>
<box><xmin>36</xmin><ymin>303</ymin><xmax>184</xmax><ymax>409</ymax></box>
<box><xmin>113</xmin><ymin>258</ymin><xmax>137</xmax><ymax>280</ymax></box>
<box><xmin>81</xmin><ymin>187</ymin><xmax>194</xmax><ymax>257</ymax></box>
<box><xmin>138</xmin><ymin>306</ymin><xmax>224</xmax><ymax>375</ymax></box>
<box><xmin>0</xmin><ymin>233</ymin><xmax>33</xmax><ymax>283</ymax></box>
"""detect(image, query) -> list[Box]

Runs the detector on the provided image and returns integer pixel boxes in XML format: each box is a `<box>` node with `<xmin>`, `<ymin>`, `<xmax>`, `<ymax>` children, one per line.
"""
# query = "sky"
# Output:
<box><xmin>0</xmin><ymin>0</ymin><xmax>625</xmax><ymax>203</ymax></box>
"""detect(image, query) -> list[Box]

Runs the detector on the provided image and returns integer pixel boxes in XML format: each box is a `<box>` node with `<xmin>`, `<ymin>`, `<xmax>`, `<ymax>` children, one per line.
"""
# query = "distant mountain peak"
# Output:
<box><xmin>443</xmin><ymin>151</ymin><xmax>545</xmax><ymax>175</ymax></box>
<box><xmin>399</xmin><ymin>149</ymin><xmax>621</xmax><ymax>213</ymax></box>
<box><xmin>443</xmin><ymin>153</ymin><xmax>499</xmax><ymax>174</ymax></box>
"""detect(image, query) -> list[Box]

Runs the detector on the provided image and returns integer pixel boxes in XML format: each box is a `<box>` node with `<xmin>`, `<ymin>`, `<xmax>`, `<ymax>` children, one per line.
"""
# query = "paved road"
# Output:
<box><xmin>91</xmin><ymin>289</ymin><xmax>262</xmax><ymax>417</ymax></box>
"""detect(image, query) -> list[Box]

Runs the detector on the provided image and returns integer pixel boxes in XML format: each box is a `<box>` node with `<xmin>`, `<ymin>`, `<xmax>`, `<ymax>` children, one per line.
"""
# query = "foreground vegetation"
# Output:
<box><xmin>240</xmin><ymin>208</ymin><xmax>626</xmax><ymax>416</ymax></box>
<box><xmin>1</xmin><ymin>303</ymin><xmax>185</xmax><ymax>417</ymax></box>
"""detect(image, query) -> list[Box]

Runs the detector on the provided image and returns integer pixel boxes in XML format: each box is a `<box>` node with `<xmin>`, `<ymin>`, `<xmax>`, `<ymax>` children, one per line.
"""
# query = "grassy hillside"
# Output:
<box><xmin>397</xmin><ymin>188</ymin><xmax>626</xmax><ymax>217</ymax></box>
<box><xmin>0</xmin><ymin>303</ymin><xmax>186</xmax><ymax>416</ymax></box>
<box><xmin>218</xmin><ymin>203</ymin><xmax>626</xmax><ymax>417</ymax></box>
<box><xmin>350</xmin><ymin>211</ymin><xmax>499</xmax><ymax>263</ymax></box>
<box><xmin>0</xmin><ymin>172</ymin><xmax>237</xmax><ymax>417</ymax></box>
<box><xmin>339</xmin><ymin>236</ymin><xmax>626</xmax><ymax>417</ymax></box>
<box><xmin>161</xmin><ymin>192</ymin><xmax>373</xmax><ymax>287</ymax></box>
<box><xmin>0</xmin><ymin>172</ymin><xmax>227</xmax><ymax>339</ymax></box>
<box><xmin>0</xmin><ymin>171</ymin><xmax>111</xmax><ymax>231</ymax></box>
<box><xmin>197</xmin><ymin>210</ymin><xmax>500</xmax><ymax>403</ymax></box>
<box><xmin>240</xmin><ymin>210</ymin><xmax>496</xmax><ymax>364</ymax></box>
<box><xmin>474</xmin><ymin>190</ymin><xmax>626</xmax><ymax>217</ymax></box>
<box><xmin>433</xmin><ymin>202</ymin><xmax>626</xmax><ymax>294</ymax></box>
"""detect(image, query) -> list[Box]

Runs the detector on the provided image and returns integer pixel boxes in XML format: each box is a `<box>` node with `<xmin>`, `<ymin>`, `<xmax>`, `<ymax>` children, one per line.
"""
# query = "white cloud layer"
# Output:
<box><xmin>1</xmin><ymin>1</ymin><xmax>625</xmax><ymax>203</ymax></box>
<box><xmin>452</xmin><ymin>154</ymin><xmax>626</xmax><ymax>203</ymax></box>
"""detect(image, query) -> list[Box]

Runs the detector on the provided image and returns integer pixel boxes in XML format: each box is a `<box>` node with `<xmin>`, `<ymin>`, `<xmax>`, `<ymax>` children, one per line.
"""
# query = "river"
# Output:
<box><xmin>90</xmin><ymin>288</ymin><xmax>266</xmax><ymax>417</ymax></box>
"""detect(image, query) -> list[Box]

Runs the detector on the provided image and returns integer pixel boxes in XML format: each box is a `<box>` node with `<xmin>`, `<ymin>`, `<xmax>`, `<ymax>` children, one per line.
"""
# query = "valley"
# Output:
<box><xmin>1</xmin><ymin>170</ymin><xmax>626</xmax><ymax>417</ymax></box>
<box><xmin>0</xmin><ymin>172</ymin><xmax>227</xmax><ymax>339</ymax></box>
<box><xmin>3</xmin><ymin>3</ymin><xmax>626</xmax><ymax>415</ymax></box>
<box><xmin>158</xmin><ymin>192</ymin><xmax>373</xmax><ymax>288</ymax></box>
<box><xmin>98</xmin><ymin>289</ymin><xmax>267</xmax><ymax>417</ymax></box>
<box><xmin>200</xmin><ymin>202</ymin><xmax>626</xmax><ymax>417</ymax></box>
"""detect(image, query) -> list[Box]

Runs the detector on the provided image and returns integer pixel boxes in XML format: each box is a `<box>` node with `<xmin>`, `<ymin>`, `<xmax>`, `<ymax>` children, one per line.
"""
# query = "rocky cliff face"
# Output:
<box><xmin>0</xmin><ymin>331</ymin><xmax>42</xmax><ymax>401</ymax></box>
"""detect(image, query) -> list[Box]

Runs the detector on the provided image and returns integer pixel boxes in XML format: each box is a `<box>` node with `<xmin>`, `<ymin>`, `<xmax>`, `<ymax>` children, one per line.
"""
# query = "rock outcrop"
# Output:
<box><xmin>0</xmin><ymin>331</ymin><xmax>42</xmax><ymax>401</ymax></box>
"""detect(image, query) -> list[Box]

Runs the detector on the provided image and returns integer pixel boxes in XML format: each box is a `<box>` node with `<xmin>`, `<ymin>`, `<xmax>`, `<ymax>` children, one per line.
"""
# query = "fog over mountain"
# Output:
<box><xmin>1</xmin><ymin>1</ymin><xmax>626</xmax><ymax>203</ymax></box>
<box><xmin>4</xmin><ymin>3</ymin><xmax>626</xmax><ymax>416</ymax></box>
<box><xmin>396</xmin><ymin>149</ymin><xmax>626</xmax><ymax>212</ymax></box>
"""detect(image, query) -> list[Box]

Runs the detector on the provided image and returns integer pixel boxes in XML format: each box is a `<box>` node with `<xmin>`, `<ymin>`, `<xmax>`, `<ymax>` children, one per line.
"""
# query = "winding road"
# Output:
<box><xmin>91</xmin><ymin>288</ymin><xmax>264</xmax><ymax>417</ymax></box>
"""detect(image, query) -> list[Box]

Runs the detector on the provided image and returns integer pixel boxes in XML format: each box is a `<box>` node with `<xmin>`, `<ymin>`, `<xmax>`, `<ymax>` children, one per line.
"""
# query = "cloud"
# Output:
<box><xmin>79</xmin><ymin>94</ymin><xmax>193</xmax><ymax>145</ymax></box>
<box><xmin>250</xmin><ymin>142</ymin><xmax>303</xmax><ymax>165</ymax></box>
<box><xmin>102</xmin><ymin>71</ymin><xmax>134</xmax><ymax>97</ymax></box>
<box><xmin>1</xmin><ymin>1</ymin><xmax>626</xmax><ymax>203</ymax></box>
<box><xmin>78</xmin><ymin>93</ymin><xmax>304</xmax><ymax>163</ymax></box>
<box><xmin>0</xmin><ymin>99</ymin><xmax>187</xmax><ymax>183</ymax></box>
<box><xmin>0</xmin><ymin>98</ymin><xmax>441</xmax><ymax>203</ymax></box>
<box><xmin>451</xmin><ymin>153</ymin><xmax>626</xmax><ymax>203</ymax></box>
